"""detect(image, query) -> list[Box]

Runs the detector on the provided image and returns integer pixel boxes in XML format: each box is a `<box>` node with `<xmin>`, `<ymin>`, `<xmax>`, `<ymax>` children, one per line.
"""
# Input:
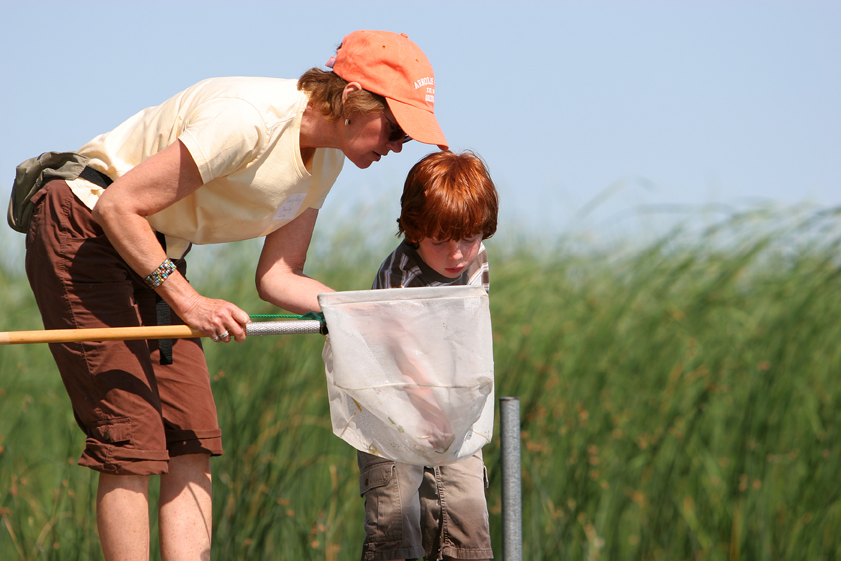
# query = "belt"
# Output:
<box><xmin>79</xmin><ymin>166</ymin><xmax>114</xmax><ymax>189</ymax></box>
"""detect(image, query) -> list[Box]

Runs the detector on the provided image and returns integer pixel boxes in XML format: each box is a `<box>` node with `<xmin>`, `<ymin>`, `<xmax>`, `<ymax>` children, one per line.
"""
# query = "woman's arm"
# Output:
<box><xmin>255</xmin><ymin>207</ymin><xmax>335</xmax><ymax>314</ymax></box>
<box><xmin>91</xmin><ymin>139</ymin><xmax>251</xmax><ymax>341</ymax></box>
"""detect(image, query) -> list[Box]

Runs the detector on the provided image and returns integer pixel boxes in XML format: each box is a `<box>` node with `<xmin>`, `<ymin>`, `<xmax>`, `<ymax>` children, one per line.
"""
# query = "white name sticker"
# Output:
<box><xmin>273</xmin><ymin>193</ymin><xmax>306</xmax><ymax>221</ymax></box>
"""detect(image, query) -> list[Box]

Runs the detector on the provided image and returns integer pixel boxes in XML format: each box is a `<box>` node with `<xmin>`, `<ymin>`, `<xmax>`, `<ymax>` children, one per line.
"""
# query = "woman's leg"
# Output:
<box><xmin>97</xmin><ymin>473</ymin><xmax>151</xmax><ymax>561</ymax></box>
<box><xmin>158</xmin><ymin>453</ymin><xmax>213</xmax><ymax>561</ymax></box>
<box><xmin>97</xmin><ymin>454</ymin><xmax>213</xmax><ymax>561</ymax></box>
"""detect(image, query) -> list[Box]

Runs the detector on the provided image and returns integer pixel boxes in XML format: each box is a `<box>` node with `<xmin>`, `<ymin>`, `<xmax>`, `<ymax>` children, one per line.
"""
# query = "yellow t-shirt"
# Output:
<box><xmin>67</xmin><ymin>77</ymin><xmax>344</xmax><ymax>258</ymax></box>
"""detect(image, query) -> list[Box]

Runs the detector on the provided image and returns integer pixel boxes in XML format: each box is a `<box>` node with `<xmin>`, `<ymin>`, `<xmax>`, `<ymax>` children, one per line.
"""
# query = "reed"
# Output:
<box><xmin>2</xmin><ymin>206</ymin><xmax>841</xmax><ymax>559</ymax></box>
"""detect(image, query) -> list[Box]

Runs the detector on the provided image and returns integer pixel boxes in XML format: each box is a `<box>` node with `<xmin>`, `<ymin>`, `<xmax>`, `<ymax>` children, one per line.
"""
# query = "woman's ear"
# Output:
<box><xmin>341</xmin><ymin>82</ymin><xmax>363</xmax><ymax>105</ymax></box>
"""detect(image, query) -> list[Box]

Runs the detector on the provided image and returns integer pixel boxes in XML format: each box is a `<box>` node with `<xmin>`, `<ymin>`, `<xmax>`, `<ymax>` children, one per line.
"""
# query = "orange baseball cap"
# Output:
<box><xmin>327</xmin><ymin>30</ymin><xmax>448</xmax><ymax>150</ymax></box>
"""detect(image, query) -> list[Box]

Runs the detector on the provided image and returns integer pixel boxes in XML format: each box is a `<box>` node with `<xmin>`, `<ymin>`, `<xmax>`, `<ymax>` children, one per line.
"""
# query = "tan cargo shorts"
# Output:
<box><xmin>358</xmin><ymin>449</ymin><xmax>493</xmax><ymax>560</ymax></box>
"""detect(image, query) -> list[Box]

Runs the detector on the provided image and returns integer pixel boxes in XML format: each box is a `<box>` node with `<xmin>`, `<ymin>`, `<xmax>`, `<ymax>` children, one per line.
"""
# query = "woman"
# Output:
<box><xmin>21</xmin><ymin>30</ymin><xmax>447</xmax><ymax>560</ymax></box>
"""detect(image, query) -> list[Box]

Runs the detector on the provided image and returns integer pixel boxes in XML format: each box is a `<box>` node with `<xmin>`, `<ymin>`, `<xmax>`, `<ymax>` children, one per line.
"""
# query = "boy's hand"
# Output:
<box><xmin>405</xmin><ymin>385</ymin><xmax>454</xmax><ymax>452</ymax></box>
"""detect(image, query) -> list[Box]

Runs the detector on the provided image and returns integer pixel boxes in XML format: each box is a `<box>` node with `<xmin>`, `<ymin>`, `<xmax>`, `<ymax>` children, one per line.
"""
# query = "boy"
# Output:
<box><xmin>358</xmin><ymin>150</ymin><xmax>499</xmax><ymax>561</ymax></box>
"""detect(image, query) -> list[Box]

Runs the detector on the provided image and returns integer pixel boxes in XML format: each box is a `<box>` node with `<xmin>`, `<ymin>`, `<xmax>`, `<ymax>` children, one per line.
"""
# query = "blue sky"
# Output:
<box><xmin>2</xmin><ymin>1</ymin><xmax>838</xmax><ymax>242</ymax></box>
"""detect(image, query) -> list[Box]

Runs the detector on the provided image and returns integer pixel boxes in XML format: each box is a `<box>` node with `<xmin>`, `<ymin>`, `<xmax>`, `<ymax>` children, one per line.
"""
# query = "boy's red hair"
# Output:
<box><xmin>398</xmin><ymin>151</ymin><xmax>499</xmax><ymax>246</ymax></box>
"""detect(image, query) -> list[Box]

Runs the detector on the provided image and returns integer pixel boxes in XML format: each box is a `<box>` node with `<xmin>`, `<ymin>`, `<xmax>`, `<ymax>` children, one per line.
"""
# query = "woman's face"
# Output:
<box><xmin>342</xmin><ymin>107</ymin><xmax>408</xmax><ymax>169</ymax></box>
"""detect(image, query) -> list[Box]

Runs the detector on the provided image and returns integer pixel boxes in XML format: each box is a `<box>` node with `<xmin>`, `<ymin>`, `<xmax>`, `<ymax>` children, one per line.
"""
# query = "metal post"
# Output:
<box><xmin>500</xmin><ymin>397</ymin><xmax>522</xmax><ymax>561</ymax></box>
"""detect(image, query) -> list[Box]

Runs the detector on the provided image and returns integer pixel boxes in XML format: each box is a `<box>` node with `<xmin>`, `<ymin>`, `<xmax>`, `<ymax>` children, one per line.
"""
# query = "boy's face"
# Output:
<box><xmin>415</xmin><ymin>235</ymin><xmax>482</xmax><ymax>279</ymax></box>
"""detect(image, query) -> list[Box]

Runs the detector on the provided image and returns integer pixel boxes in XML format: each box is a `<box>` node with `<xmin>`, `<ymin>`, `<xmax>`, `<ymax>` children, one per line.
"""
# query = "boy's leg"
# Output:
<box><xmin>358</xmin><ymin>451</ymin><xmax>426</xmax><ymax>561</ymax></box>
<box><xmin>420</xmin><ymin>450</ymin><xmax>493</xmax><ymax>560</ymax></box>
<box><xmin>97</xmin><ymin>473</ymin><xmax>151</xmax><ymax>561</ymax></box>
<box><xmin>159</xmin><ymin>453</ymin><xmax>213</xmax><ymax>561</ymax></box>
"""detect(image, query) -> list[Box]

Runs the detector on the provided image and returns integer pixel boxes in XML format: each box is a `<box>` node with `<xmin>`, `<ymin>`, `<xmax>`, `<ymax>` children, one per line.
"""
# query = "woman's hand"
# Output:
<box><xmin>177</xmin><ymin>292</ymin><xmax>252</xmax><ymax>343</ymax></box>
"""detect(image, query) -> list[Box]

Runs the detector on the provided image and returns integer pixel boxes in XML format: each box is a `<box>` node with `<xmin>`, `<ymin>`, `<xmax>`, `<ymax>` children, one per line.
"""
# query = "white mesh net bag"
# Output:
<box><xmin>319</xmin><ymin>286</ymin><xmax>494</xmax><ymax>466</ymax></box>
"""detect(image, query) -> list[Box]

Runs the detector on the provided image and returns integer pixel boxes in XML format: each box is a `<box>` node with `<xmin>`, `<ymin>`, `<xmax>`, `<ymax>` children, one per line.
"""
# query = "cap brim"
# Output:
<box><xmin>387</xmin><ymin>99</ymin><xmax>448</xmax><ymax>151</ymax></box>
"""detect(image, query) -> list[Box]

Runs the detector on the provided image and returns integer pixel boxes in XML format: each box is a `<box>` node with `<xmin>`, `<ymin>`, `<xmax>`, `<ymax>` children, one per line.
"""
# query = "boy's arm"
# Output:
<box><xmin>373</xmin><ymin>245</ymin><xmax>455</xmax><ymax>449</ymax></box>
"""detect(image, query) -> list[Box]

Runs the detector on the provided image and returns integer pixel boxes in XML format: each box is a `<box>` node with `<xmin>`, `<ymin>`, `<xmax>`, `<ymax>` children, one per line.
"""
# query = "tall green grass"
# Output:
<box><xmin>2</xmin><ymin>207</ymin><xmax>841</xmax><ymax>559</ymax></box>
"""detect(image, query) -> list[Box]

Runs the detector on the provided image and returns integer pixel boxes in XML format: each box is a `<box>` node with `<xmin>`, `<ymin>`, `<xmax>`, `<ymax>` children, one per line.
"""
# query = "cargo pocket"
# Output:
<box><xmin>359</xmin><ymin>462</ymin><xmax>404</xmax><ymax>543</ymax></box>
<box><xmin>360</xmin><ymin>462</ymin><xmax>395</xmax><ymax>496</ymax></box>
<box><xmin>91</xmin><ymin>417</ymin><xmax>132</xmax><ymax>444</ymax></box>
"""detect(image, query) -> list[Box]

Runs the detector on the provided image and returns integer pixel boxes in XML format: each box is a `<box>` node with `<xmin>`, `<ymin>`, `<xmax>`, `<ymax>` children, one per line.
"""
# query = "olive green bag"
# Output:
<box><xmin>8</xmin><ymin>151</ymin><xmax>90</xmax><ymax>233</ymax></box>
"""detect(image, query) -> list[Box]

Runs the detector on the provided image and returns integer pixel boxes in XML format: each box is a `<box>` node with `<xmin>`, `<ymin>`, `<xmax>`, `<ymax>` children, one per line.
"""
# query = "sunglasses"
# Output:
<box><xmin>386</xmin><ymin>115</ymin><xmax>412</xmax><ymax>144</ymax></box>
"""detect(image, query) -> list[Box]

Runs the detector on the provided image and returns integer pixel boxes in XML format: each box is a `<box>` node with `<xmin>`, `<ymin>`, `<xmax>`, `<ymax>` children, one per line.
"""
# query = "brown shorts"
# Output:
<box><xmin>358</xmin><ymin>450</ymin><xmax>493</xmax><ymax>561</ymax></box>
<box><xmin>24</xmin><ymin>180</ymin><xmax>223</xmax><ymax>476</ymax></box>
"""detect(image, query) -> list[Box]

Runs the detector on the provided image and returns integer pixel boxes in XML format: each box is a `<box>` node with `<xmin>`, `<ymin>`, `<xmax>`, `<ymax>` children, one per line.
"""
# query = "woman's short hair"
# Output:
<box><xmin>298</xmin><ymin>68</ymin><xmax>387</xmax><ymax>122</ymax></box>
<box><xmin>398</xmin><ymin>151</ymin><xmax>499</xmax><ymax>246</ymax></box>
